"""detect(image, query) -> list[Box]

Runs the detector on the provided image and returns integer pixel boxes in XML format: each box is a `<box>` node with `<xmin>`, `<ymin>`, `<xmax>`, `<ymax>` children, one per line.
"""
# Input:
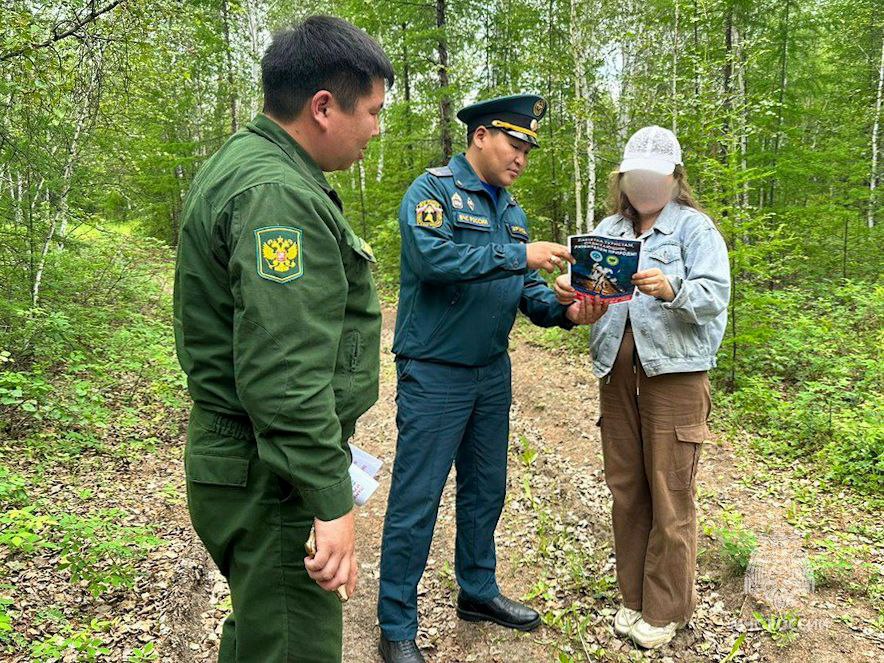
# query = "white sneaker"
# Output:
<box><xmin>613</xmin><ymin>606</ymin><xmax>642</xmax><ymax>636</ymax></box>
<box><xmin>628</xmin><ymin>617</ymin><xmax>683</xmax><ymax>649</ymax></box>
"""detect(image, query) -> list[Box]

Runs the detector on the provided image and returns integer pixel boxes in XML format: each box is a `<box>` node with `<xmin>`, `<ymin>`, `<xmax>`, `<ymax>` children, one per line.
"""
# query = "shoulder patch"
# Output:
<box><xmin>507</xmin><ymin>223</ymin><xmax>530</xmax><ymax>241</ymax></box>
<box><xmin>256</xmin><ymin>226</ymin><xmax>303</xmax><ymax>283</ymax></box>
<box><xmin>416</xmin><ymin>199</ymin><xmax>444</xmax><ymax>228</ymax></box>
<box><xmin>425</xmin><ymin>166</ymin><xmax>453</xmax><ymax>177</ymax></box>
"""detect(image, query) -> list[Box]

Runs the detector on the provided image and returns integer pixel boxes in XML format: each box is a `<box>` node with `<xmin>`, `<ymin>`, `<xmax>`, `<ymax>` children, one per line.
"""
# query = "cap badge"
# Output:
<box><xmin>532</xmin><ymin>99</ymin><xmax>546</xmax><ymax>117</ymax></box>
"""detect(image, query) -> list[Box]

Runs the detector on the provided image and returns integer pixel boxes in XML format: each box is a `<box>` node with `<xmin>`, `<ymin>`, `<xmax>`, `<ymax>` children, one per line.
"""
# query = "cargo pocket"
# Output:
<box><xmin>666</xmin><ymin>423</ymin><xmax>708</xmax><ymax>491</ymax></box>
<box><xmin>185</xmin><ymin>453</ymin><xmax>249</xmax><ymax>488</ymax></box>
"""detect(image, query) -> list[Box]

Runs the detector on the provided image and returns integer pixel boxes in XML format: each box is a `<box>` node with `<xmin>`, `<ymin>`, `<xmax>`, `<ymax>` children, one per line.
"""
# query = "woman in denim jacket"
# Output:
<box><xmin>555</xmin><ymin>126</ymin><xmax>730</xmax><ymax>649</ymax></box>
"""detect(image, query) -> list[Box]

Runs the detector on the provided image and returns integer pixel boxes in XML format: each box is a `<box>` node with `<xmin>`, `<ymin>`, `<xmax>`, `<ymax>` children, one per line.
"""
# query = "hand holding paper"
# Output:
<box><xmin>304</xmin><ymin>444</ymin><xmax>384</xmax><ymax>602</ymax></box>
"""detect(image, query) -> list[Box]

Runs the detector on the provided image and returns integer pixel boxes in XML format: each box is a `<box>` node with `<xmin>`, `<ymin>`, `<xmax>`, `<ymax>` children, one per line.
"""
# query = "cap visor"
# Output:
<box><xmin>619</xmin><ymin>158</ymin><xmax>675</xmax><ymax>175</ymax></box>
<box><xmin>503</xmin><ymin>129</ymin><xmax>539</xmax><ymax>147</ymax></box>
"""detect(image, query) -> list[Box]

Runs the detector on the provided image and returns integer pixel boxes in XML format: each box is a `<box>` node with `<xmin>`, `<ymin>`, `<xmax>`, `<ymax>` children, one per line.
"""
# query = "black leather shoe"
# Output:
<box><xmin>456</xmin><ymin>592</ymin><xmax>541</xmax><ymax>631</ymax></box>
<box><xmin>378</xmin><ymin>636</ymin><xmax>426</xmax><ymax>663</ymax></box>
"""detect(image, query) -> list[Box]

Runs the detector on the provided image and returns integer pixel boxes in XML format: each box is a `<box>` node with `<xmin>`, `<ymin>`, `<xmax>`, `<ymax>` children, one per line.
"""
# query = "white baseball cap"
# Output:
<box><xmin>619</xmin><ymin>125</ymin><xmax>683</xmax><ymax>175</ymax></box>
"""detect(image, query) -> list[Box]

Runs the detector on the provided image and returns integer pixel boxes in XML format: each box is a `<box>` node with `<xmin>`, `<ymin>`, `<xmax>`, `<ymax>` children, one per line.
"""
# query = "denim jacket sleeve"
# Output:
<box><xmin>662</xmin><ymin>218</ymin><xmax>730</xmax><ymax>325</ymax></box>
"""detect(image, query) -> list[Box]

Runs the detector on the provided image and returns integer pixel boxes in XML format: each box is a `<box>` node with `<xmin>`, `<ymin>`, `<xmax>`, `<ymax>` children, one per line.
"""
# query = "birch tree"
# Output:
<box><xmin>869</xmin><ymin>33</ymin><xmax>883</xmax><ymax>229</ymax></box>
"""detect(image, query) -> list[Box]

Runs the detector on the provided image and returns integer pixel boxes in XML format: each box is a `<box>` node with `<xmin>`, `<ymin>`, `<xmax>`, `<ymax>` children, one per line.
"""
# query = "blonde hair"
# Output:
<box><xmin>606</xmin><ymin>165</ymin><xmax>705</xmax><ymax>222</ymax></box>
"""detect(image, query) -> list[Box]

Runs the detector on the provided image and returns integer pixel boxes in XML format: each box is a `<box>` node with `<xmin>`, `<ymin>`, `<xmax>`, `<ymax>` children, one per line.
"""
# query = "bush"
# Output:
<box><xmin>716</xmin><ymin>283</ymin><xmax>883</xmax><ymax>493</ymax></box>
<box><xmin>704</xmin><ymin>510</ymin><xmax>758</xmax><ymax>573</ymax></box>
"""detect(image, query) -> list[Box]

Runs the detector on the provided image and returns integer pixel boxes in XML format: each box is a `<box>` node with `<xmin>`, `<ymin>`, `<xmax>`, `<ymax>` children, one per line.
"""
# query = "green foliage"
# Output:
<box><xmin>0</xmin><ymin>505</ymin><xmax>161</xmax><ymax>596</ymax></box>
<box><xmin>0</xmin><ymin>594</ymin><xmax>13</xmax><ymax>641</ymax></box>
<box><xmin>0</xmin><ymin>507</ymin><xmax>56</xmax><ymax>554</ymax></box>
<box><xmin>753</xmin><ymin>610</ymin><xmax>801</xmax><ymax>647</ymax></box>
<box><xmin>808</xmin><ymin>535</ymin><xmax>875</xmax><ymax>590</ymax></box>
<box><xmin>128</xmin><ymin>642</ymin><xmax>159</xmax><ymax>662</ymax></box>
<box><xmin>29</xmin><ymin>618</ymin><xmax>112</xmax><ymax>662</ymax></box>
<box><xmin>55</xmin><ymin>510</ymin><xmax>162</xmax><ymax>597</ymax></box>
<box><xmin>0</xmin><ymin>466</ymin><xmax>28</xmax><ymax>507</ymax></box>
<box><xmin>716</xmin><ymin>283</ymin><xmax>883</xmax><ymax>493</ymax></box>
<box><xmin>704</xmin><ymin>511</ymin><xmax>758</xmax><ymax>573</ymax></box>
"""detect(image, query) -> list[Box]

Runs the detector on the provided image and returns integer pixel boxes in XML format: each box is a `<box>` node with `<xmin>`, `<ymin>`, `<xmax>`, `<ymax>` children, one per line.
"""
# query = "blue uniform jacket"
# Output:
<box><xmin>393</xmin><ymin>153</ymin><xmax>571</xmax><ymax>367</ymax></box>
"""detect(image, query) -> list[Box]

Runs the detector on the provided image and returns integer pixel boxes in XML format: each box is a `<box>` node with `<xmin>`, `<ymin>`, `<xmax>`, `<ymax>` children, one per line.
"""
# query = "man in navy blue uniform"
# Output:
<box><xmin>377</xmin><ymin>95</ymin><xmax>597</xmax><ymax>663</ymax></box>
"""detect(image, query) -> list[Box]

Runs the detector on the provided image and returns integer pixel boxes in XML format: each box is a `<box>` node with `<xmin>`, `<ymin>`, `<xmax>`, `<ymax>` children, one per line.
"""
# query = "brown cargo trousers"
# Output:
<box><xmin>599</xmin><ymin>325</ymin><xmax>710</xmax><ymax>627</ymax></box>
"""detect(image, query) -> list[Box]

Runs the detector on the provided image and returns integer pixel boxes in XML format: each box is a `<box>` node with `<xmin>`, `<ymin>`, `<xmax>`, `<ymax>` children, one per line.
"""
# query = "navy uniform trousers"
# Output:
<box><xmin>377</xmin><ymin>353</ymin><xmax>511</xmax><ymax>640</ymax></box>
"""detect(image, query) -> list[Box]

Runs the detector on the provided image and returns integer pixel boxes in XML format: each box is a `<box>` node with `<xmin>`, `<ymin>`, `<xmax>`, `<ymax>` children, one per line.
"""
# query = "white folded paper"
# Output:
<box><xmin>349</xmin><ymin>442</ymin><xmax>383</xmax><ymax>478</ymax></box>
<box><xmin>348</xmin><ymin>443</ymin><xmax>383</xmax><ymax>506</ymax></box>
<box><xmin>349</xmin><ymin>464</ymin><xmax>379</xmax><ymax>506</ymax></box>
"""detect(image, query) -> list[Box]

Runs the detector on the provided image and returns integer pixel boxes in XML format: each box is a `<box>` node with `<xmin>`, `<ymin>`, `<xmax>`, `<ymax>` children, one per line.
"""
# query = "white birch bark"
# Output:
<box><xmin>616</xmin><ymin>0</ymin><xmax>637</xmax><ymax>144</ymax></box>
<box><xmin>57</xmin><ymin>44</ymin><xmax>105</xmax><ymax>250</ymax></box>
<box><xmin>869</xmin><ymin>34</ymin><xmax>884</xmax><ymax>229</ymax></box>
<box><xmin>32</xmin><ymin>44</ymin><xmax>104</xmax><ymax>306</ymax></box>
<box><xmin>570</xmin><ymin>0</ymin><xmax>598</xmax><ymax>232</ymax></box>
<box><xmin>672</xmin><ymin>0</ymin><xmax>679</xmax><ymax>133</ymax></box>
<box><xmin>584</xmin><ymin>79</ymin><xmax>596</xmax><ymax>231</ymax></box>
<box><xmin>14</xmin><ymin>174</ymin><xmax>23</xmax><ymax>227</ymax></box>
<box><xmin>376</xmin><ymin>115</ymin><xmax>385</xmax><ymax>182</ymax></box>
<box><xmin>735</xmin><ymin>24</ymin><xmax>750</xmax><ymax>211</ymax></box>
<box><xmin>246</xmin><ymin>1</ymin><xmax>268</xmax><ymax>116</ymax></box>
<box><xmin>569</xmin><ymin>0</ymin><xmax>584</xmax><ymax>230</ymax></box>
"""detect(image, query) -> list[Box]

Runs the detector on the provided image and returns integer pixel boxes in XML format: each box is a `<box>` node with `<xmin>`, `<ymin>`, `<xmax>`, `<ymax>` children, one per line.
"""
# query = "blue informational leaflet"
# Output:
<box><xmin>568</xmin><ymin>234</ymin><xmax>644</xmax><ymax>303</ymax></box>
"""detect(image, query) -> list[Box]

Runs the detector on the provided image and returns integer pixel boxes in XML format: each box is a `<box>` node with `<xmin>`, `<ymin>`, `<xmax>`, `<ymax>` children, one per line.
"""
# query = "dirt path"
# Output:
<box><xmin>334</xmin><ymin>313</ymin><xmax>883</xmax><ymax>662</ymax></box>
<box><xmin>170</xmin><ymin>311</ymin><xmax>883</xmax><ymax>662</ymax></box>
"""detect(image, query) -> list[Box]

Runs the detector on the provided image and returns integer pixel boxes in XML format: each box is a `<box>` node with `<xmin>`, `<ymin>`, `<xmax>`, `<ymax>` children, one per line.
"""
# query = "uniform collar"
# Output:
<box><xmin>449</xmin><ymin>153</ymin><xmax>517</xmax><ymax>208</ymax></box>
<box><xmin>610</xmin><ymin>201</ymin><xmax>679</xmax><ymax>237</ymax></box>
<box><xmin>246</xmin><ymin>113</ymin><xmax>335</xmax><ymax>196</ymax></box>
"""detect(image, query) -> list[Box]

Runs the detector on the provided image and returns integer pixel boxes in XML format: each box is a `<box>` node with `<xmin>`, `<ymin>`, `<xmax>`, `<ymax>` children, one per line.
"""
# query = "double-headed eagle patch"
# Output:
<box><xmin>256</xmin><ymin>226</ymin><xmax>303</xmax><ymax>283</ymax></box>
<box><xmin>415</xmin><ymin>199</ymin><xmax>444</xmax><ymax>228</ymax></box>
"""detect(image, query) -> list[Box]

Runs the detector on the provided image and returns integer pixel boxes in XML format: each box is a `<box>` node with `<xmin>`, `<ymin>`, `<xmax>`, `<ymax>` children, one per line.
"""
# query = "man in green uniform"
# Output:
<box><xmin>173</xmin><ymin>16</ymin><xmax>393</xmax><ymax>662</ymax></box>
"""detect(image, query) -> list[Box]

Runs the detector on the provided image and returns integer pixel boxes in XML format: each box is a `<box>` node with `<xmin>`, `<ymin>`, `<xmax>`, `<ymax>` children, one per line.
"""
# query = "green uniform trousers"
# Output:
<box><xmin>184</xmin><ymin>404</ymin><xmax>342</xmax><ymax>662</ymax></box>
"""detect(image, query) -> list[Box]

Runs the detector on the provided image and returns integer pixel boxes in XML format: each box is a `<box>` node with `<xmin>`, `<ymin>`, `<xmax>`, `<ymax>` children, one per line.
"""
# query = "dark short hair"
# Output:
<box><xmin>262</xmin><ymin>15</ymin><xmax>394</xmax><ymax>121</ymax></box>
<box><xmin>467</xmin><ymin>126</ymin><xmax>502</xmax><ymax>147</ymax></box>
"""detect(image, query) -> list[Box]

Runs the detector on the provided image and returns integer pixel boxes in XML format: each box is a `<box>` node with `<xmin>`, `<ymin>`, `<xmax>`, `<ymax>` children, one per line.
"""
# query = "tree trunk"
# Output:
<box><xmin>32</xmin><ymin>42</ymin><xmax>105</xmax><ymax>305</ymax></box>
<box><xmin>616</xmin><ymin>0</ymin><xmax>637</xmax><ymax>144</ymax></box>
<box><xmin>358</xmin><ymin>160</ymin><xmax>368</xmax><ymax>238</ymax></box>
<box><xmin>436</xmin><ymin>0</ymin><xmax>453</xmax><ymax>163</ymax></box>
<box><xmin>692</xmin><ymin>0</ymin><xmax>701</xmax><ymax>100</ymax></box>
<box><xmin>869</xmin><ymin>33</ymin><xmax>883</xmax><ymax>229</ymax></box>
<box><xmin>672</xmin><ymin>0</ymin><xmax>679</xmax><ymax>132</ymax></box>
<box><xmin>56</xmin><ymin>44</ymin><xmax>106</xmax><ymax>251</ymax></box>
<box><xmin>547</xmin><ymin>0</ymin><xmax>561</xmax><ymax>242</ymax></box>
<box><xmin>32</xmin><ymin>115</ymin><xmax>87</xmax><ymax>307</ymax></box>
<box><xmin>572</xmin><ymin>77</ymin><xmax>583</xmax><ymax>232</ymax></box>
<box><xmin>221</xmin><ymin>0</ymin><xmax>238</xmax><ymax>134</ymax></box>
<box><xmin>376</xmin><ymin>115</ymin><xmax>385</xmax><ymax>182</ymax></box>
<box><xmin>245</xmin><ymin>0</ymin><xmax>266</xmax><ymax>117</ymax></box>
<box><xmin>584</xmin><ymin>79</ymin><xmax>596</xmax><ymax>231</ymax></box>
<box><xmin>769</xmin><ymin>0</ymin><xmax>790</xmax><ymax>206</ymax></box>
<box><xmin>734</xmin><ymin>23</ymin><xmax>750</xmax><ymax>211</ymax></box>
<box><xmin>569</xmin><ymin>0</ymin><xmax>584</xmax><ymax>230</ymax></box>
<box><xmin>401</xmin><ymin>23</ymin><xmax>414</xmax><ymax>171</ymax></box>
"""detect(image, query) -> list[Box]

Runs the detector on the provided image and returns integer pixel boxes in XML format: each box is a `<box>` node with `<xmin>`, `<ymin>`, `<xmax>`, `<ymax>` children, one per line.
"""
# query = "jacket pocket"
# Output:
<box><xmin>424</xmin><ymin>288</ymin><xmax>462</xmax><ymax>342</ymax></box>
<box><xmin>185</xmin><ymin>453</ymin><xmax>249</xmax><ymax>487</ymax></box>
<box><xmin>647</xmin><ymin>241</ymin><xmax>685</xmax><ymax>279</ymax></box>
<box><xmin>345</xmin><ymin>329</ymin><xmax>363</xmax><ymax>373</ymax></box>
<box><xmin>647</xmin><ymin>242</ymin><xmax>682</xmax><ymax>265</ymax></box>
<box><xmin>666</xmin><ymin>422</ymin><xmax>708</xmax><ymax>490</ymax></box>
